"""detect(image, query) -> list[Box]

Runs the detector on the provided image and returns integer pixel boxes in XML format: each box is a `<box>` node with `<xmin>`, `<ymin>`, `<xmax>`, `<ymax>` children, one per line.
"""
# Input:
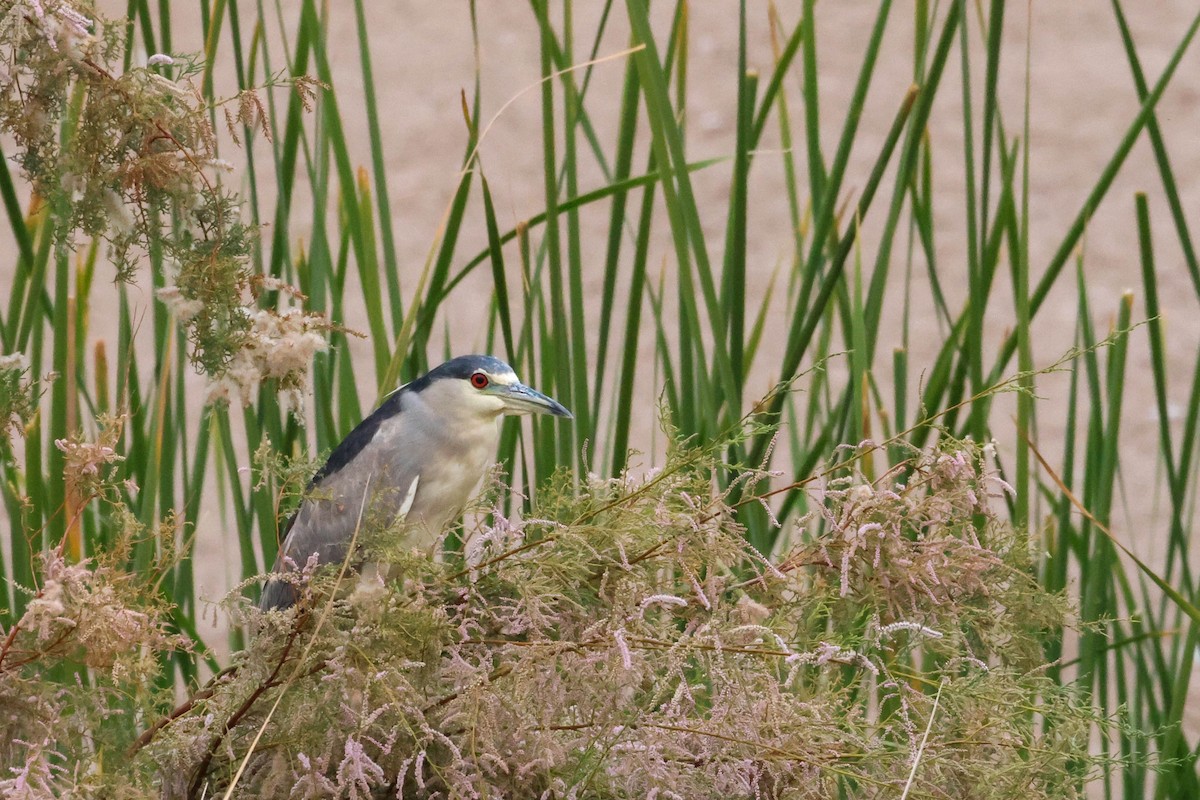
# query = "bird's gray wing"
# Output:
<box><xmin>260</xmin><ymin>392</ymin><xmax>421</xmax><ymax>610</ymax></box>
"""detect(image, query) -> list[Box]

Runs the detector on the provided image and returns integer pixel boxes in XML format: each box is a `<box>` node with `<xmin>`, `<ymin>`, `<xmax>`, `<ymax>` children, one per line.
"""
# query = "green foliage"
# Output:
<box><xmin>0</xmin><ymin>0</ymin><xmax>1197</xmax><ymax>796</ymax></box>
<box><xmin>0</xmin><ymin>353</ymin><xmax>35</xmax><ymax>441</ymax></box>
<box><xmin>1</xmin><ymin>532</ymin><xmax>185</xmax><ymax>796</ymax></box>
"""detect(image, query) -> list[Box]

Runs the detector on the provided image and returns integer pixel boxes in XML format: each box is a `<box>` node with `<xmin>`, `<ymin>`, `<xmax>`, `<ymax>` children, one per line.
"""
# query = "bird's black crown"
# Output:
<box><xmin>412</xmin><ymin>354</ymin><xmax>514</xmax><ymax>391</ymax></box>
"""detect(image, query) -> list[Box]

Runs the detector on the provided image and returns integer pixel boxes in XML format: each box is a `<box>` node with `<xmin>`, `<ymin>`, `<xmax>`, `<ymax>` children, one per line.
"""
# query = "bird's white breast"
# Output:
<box><xmin>374</xmin><ymin>383</ymin><xmax>502</xmax><ymax>547</ymax></box>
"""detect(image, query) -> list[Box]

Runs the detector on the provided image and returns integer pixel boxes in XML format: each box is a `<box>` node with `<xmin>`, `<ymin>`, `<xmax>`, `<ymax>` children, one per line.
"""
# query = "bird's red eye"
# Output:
<box><xmin>470</xmin><ymin>372</ymin><xmax>489</xmax><ymax>389</ymax></box>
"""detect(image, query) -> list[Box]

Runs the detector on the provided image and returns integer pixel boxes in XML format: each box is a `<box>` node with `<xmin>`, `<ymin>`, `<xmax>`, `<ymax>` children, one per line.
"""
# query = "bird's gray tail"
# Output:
<box><xmin>258</xmin><ymin>577</ymin><xmax>298</xmax><ymax>611</ymax></box>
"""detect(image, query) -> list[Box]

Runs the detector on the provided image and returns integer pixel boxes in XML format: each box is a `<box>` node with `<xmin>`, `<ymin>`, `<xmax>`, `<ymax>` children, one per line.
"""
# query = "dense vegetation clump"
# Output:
<box><xmin>3</xmin><ymin>430</ymin><xmax>1103</xmax><ymax>798</ymax></box>
<box><xmin>0</xmin><ymin>0</ymin><xmax>326</xmax><ymax>387</ymax></box>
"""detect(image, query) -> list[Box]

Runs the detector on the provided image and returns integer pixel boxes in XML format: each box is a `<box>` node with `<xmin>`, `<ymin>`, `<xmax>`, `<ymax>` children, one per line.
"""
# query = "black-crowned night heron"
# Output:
<box><xmin>260</xmin><ymin>355</ymin><xmax>571</xmax><ymax>610</ymax></box>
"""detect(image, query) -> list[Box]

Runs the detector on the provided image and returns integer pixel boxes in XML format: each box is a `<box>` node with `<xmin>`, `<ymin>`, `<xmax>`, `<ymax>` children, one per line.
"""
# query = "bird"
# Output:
<box><xmin>259</xmin><ymin>354</ymin><xmax>572</xmax><ymax>610</ymax></box>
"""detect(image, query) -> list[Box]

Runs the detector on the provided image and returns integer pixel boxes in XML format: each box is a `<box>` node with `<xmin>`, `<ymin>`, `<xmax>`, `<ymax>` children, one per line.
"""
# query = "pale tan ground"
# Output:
<box><xmin>8</xmin><ymin>1</ymin><xmax>1200</xmax><ymax>742</ymax></box>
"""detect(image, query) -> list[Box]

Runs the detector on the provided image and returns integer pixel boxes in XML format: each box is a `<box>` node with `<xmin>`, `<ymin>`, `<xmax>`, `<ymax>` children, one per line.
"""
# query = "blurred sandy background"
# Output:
<box><xmin>168</xmin><ymin>3</ymin><xmax>1199</xmax><ymax>596</ymax></box>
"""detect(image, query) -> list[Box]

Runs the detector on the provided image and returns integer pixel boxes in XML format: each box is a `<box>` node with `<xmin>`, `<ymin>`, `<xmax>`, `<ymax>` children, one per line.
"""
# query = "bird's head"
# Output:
<box><xmin>414</xmin><ymin>355</ymin><xmax>573</xmax><ymax>421</ymax></box>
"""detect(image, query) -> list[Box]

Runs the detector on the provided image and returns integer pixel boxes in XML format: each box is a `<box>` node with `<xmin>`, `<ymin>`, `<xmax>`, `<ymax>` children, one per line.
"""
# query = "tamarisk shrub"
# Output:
<box><xmin>104</xmin><ymin>434</ymin><xmax>1103</xmax><ymax>799</ymax></box>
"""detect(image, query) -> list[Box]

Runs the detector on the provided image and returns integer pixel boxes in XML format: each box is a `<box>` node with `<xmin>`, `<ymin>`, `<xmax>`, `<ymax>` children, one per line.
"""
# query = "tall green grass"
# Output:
<box><xmin>3</xmin><ymin>0</ymin><xmax>1199</xmax><ymax>793</ymax></box>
